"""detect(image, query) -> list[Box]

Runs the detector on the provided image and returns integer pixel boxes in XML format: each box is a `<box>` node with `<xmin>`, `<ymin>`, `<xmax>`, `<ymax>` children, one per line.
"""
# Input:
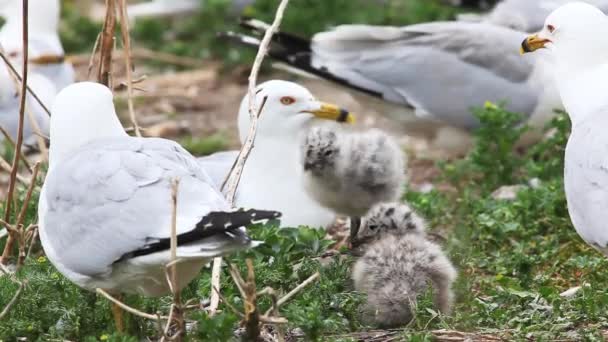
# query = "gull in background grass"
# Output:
<box><xmin>198</xmin><ymin>80</ymin><xmax>355</xmax><ymax>229</ymax></box>
<box><xmin>458</xmin><ymin>0</ymin><xmax>608</xmax><ymax>32</ymax></box>
<box><xmin>39</xmin><ymin>82</ymin><xmax>281</xmax><ymax>298</ymax></box>
<box><xmin>0</xmin><ymin>0</ymin><xmax>75</xmax><ymax>91</ymax></box>
<box><xmin>521</xmin><ymin>2</ymin><xmax>608</xmax><ymax>256</ymax></box>
<box><xmin>222</xmin><ymin>17</ymin><xmax>560</xmax><ymax>155</ymax></box>
<box><xmin>0</xmin><ymin>0</ymin><xmax>75</xmax><ymax>144</ymax></box>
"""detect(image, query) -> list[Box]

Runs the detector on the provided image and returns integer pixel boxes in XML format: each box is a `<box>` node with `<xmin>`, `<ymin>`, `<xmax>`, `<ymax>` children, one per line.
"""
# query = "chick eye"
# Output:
<box><xmin>280</xmin><ymin>96</ymin><xmax>296</xmax><ymax>105</ymax></box>
<box><xmin>368</xmin><ymin>225</ymin><xmax>378</xmax><ymax>230</ymax></box>
<box><xmin>547</xmin><ymin>24</ymin><xmax>555</xmax><ymax>33</ymax></box>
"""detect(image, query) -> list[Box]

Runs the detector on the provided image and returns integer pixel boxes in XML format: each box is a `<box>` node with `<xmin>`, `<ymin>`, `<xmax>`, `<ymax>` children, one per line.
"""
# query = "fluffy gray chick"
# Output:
<box><xmin>353</xmin><ymin>234</ymin><xmax>457</xmax><ymax>328</ymax></box>
<box><xmin>356</xmin><ymin>202</ymin><xmax>427</xmax><ymax>243</ymax></box>
<box><xmin>301</xmin><ymin>125</ymin><xmax>406</xmax><ymax>237</ymax></box>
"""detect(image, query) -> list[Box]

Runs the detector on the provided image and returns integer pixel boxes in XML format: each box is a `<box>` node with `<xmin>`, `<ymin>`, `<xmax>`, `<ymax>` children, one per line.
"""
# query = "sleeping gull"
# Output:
<box><xmin>520</xmin><ymin>2</ymin><xmax>608</xmax><ymax>255</ymax></box>
<box><xmin>300</xmin><ymin>125</ymin><xmax>405</xmax><ymax>240</ymax></box>
<box><xmin>39</xmin><ymin>82</ymin><xmax>281</xmax><ymax>297</ymax></box>
<box><xmin>0</xmin><ymin>0</ymin><xmax>75</xmax><ymax>91</ymax></box>
<box><xmin>223</xmin><ymin>18</ymin><xmax>560</xmax><ymax>155</ymax></box>
<box><xmin>198</xmin><ymin>80</ymin><xmax>355</xmax><ymax>228</ymax></box>
<box><xmin>458</xmin><ymin>0</ymin><xmax>608</xmax><ymax>32</ymax></box>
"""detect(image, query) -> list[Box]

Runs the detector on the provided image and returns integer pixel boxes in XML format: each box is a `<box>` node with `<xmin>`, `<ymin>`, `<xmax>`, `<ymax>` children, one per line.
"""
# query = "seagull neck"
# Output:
<box><xmin>555</xmin><ymin>64</ymin><xmax>608</xmax><ymax>128</ymax></box>
<box><xmin>49</xmin><ymin>116</ymin><xmax>128</xmax><ymax>168</ymax></box>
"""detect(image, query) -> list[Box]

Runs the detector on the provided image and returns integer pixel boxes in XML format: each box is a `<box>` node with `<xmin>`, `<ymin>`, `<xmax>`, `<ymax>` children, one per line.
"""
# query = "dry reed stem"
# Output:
<box><xmin>208</xmin><ymin>257</ymin><xmax>222</xmax><ymax>315</ymax></box>
<box><xmin>213</xmin><ymin>2</ymin><xmax>290</xmax><ymax>307</ymax></box>
<box><xmin>117</xmin><ymin>0</ymin><xmax>141</xmax><ymax>137</ymax></box>
<box><xmin>96</xmin><ymin>288</ymin><xmax>169</xmax><ymax>321</ymax></box>
<box><xmin>163</xmin><ymin>178</ymin><xmax>184</xmax><ymax>340</ymax></box>
<box><xmin>98</xmin><ymin>0</ymin><xmax>116</xmax><ymax>87</ymax></box>
<box><xmin>0</xmin><ymin>126</ymin><xmax>32</xmax><ymax>172</ymax></box>
<box><xmin>1</xmin><ymin>0</ymin><xmax>30</xmax><ymax>266</ymax></box>
<box><xmin>0</xmin><ymin>50</ymin><xmax>51</xmax><ymax>116</ymax></box>
<box><xmin>15</xmin><ymin>162</ymin><xmax>40</xmax><ymax>267</ymax></box>
<box><xmin>212</xmin><ymin>285</ymin><xmax>244</xmax><ymax>318</ymax></box>
<box><xmin>25</xmin><ymin>106</ymin><xmax>48</xmax><ymax>162</ymax></box>
<box><xmin>0</xmin><ymin>156</ymin><xmax>28</xmax><ymax>184</ymax></box>
<box><xmin>87</xmin><ymin>33</ymin><xmax>102</xmax><ymax>79</ymax></box>
<box><xmin>263</xmin><ymin>272</ymin><xmax>319</xmax><ymax>316</ymax></box>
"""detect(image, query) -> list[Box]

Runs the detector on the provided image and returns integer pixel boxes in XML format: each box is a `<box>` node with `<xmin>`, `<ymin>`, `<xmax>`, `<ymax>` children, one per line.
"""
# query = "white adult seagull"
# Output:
<box><xmin>199</xmin><ymin>80</ymin><xmax>355</xmax><ymax>229</ymax></box>
<box><xmin>39</xmin><ymin>82</ymin><xmax>280</xmax><ymax>298</ymax></box>
<box><xmin>521</xmin><ymin>2</ymin><xmax>608</xmax><ymax>255</ymax></box>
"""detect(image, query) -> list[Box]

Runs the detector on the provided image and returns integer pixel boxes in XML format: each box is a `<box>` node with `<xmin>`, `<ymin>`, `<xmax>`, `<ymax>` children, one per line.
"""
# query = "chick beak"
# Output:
<box><xmin>307</xmin><ymin>102</ymin><xmax>355</xmax><ymax>124</ymax></box>
<box><xmin>520</xmin><ymin>34</ymin><xmax>550</xmax><ymax>54</ymax></box>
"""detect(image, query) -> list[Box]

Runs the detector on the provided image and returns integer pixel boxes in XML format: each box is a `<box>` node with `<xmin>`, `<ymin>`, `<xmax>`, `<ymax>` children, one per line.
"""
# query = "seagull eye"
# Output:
<box><xmin>280</xmin><ymin>96</ymin><xmax>296</xmax><ymax>105</ymax></box>
<box><xmin>547</xmin><ymin>24</ymin><xmax>555</xmax><ymax>33</ymax></box>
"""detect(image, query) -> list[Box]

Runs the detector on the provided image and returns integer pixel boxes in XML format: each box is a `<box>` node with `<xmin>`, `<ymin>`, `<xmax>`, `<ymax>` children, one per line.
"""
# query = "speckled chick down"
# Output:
<box><xmin>352</xmin><ymin>202</ymin><xmax>456</xmax><ymax>328</ymax></box>
<box><xmin>357</xmin><ymin>202</ymin><xmax>426</xmax><ymax>242</ymax></box>
<box><xmin>300</xmin><ymin>125</ymin><xmax>406</xmax><ymax>217</ymax></box>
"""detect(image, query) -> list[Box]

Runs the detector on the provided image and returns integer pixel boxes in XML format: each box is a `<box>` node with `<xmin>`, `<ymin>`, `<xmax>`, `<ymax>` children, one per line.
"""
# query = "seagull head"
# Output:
<box><xmin>520</xmin><ymin>2</ymin><xmax>608</xmax><ymax>70</ymax></box>
<box><xmin>49</xmin><ymin>82</ymin><xmax>126</xmax><ymax>166</ymax></box>
<box><xmin>237</xmin><ymin>80</ymin><xmax>355</xmax><ymax>143</ymax></box>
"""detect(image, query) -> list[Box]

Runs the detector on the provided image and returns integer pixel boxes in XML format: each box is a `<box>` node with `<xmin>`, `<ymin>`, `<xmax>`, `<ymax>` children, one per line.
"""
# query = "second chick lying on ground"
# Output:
<box><xmin>300</xmin><ymin>125</ymin><xmax>406</xmax><ymax>240</ymax></box>
<box><xmin>353</xmin><ymin>202</ymin><xmax>457</xmax><ymax>328</ymax></box>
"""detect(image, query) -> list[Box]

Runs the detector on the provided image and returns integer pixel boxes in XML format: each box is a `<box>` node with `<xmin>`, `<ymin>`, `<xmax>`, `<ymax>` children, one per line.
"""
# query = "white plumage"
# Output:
<box><xmin>39</xmin><ymin>82</ymin><xmax>280</xmax><ymax>296</ymax></box>
<box><xmin>198</xmin><ymin>80</ymin><xmax>355</xmax><ymax>229</ymax></box>
<box><xmin>522</xmin><ymin>2</ymin><xmax>608</xmax><ymax>256</ymax></box>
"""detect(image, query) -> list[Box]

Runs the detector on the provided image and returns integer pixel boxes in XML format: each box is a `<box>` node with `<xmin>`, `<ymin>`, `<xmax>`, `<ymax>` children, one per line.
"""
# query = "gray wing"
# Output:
<box><xmin>197</xmin><ymin>150</ymin><xmax>239</xmax><ymax>190</ymax></box>
<box><xmin>40</xmin><ymin>137</ymin><xmax>229</xmax><ymax>277</ymax></box>
<box><xmin>311</xmin><ymin>21</ymin><xmax>539</xmax><ymax>130</ymax></box>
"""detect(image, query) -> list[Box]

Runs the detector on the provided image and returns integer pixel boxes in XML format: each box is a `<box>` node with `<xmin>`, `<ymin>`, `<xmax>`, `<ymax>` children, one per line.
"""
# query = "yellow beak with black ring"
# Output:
<box><xmin>520</xmin><ymin>34</ymin><xmax>551</xmax><ymax>54</ymax></box>
<box><xmin>306</xmin><ymin>102</ymin><xmax>356</xmax><ymax>124</ymax></box>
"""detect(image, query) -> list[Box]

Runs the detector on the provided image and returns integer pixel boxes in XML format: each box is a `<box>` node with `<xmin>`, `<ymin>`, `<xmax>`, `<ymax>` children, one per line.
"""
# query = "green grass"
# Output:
<box><xmin>2</xmin><ymin>105</ymin><xmax>606</xmax><ymax>341</ymax></box>
<box><xmin>180</xmin><ymin>133</ymin><xmax>229</xmax><ymax>156</ymax></box>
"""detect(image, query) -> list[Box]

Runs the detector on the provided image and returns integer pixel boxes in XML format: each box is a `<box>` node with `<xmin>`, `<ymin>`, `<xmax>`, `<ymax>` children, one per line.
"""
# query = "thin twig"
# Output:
<box><xmin>208</xmin><ymin>256</ymin><xmax>222</xmax><ymax>316</ymax></box>
<box><xmin>0</xmin><ymin>276</ymin><xmax>23</xmax><ymax>320</ymax></box>
<box><xmin>214</xmin><ymin>0</ymin><xmax>290</xmax><ymax>324</ymax></box>
<box><xmin>98</xmin><ymin>0</ymin><xmax>116</xmax><ymax>87</ymax></box>
<box><xmin>1</xmin><ymin>0</ymin><xmax>29</xmax><ymax>266</ymax></box>
<box><xmin>274</xmin><ymin>272</ymin><xmax>319</xmax><ymax>310</ymax></box>
<box><xmin>0</xmin><ymin>50</ymin><xmax>51</xmax><ymax>116</ymax></box>
<box><xmin>16</xmin><ymin>162</ymin><xmax>40</xmax><ymax>267</ymax></box>
<box><xmin>212</xmin><ymin>286</ymin><xmax>245</xmax><ymax>318</ymax></box>
<box><xmin>96</xmin><ymin>288</ymin><xmax>169</xmax><ymax>321</ymax></box>
<box><xmin>25</xmin><ymin>106</ymin><xmax>48</xmax><ymax>162</ymax></box>
<box><xmin>25</xmin><ymin>226</ymin><xmax>37</xmax><ymax>259</ymax></box>
<box><xmin>0</xmin><ymin>155</ymin><xmax>28</xmax><ymax>185</ymax></box>
<box><xmin>117</xmin><ymin>0</ymin><xmax>141</xmax><ymax>137</ymax></box>
<box><xmin>16</xmin><ymin>162</ymin><xmax>39</xmax><ymax>228</ymax></box>
<box><xmin>87</xmin><ymin>33</ymin><xmax>102</xmax><ymax>79</ymax></box>
<box><xmin>0</xmin><ymin>126</ymin><xmax>33</xmax><ymax>172</ymax></box>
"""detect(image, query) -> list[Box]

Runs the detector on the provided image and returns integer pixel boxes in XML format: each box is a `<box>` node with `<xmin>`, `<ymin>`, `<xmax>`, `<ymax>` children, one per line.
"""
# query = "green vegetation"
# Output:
<box><xmin>180</xmin><ymin>133</ymin><xmax>229</xmax><ymax>156</ymax></box>
<box><xmin>3</xmin><ymin>104</ymin><xmax>606</xmax><ymax>340</ymax></box>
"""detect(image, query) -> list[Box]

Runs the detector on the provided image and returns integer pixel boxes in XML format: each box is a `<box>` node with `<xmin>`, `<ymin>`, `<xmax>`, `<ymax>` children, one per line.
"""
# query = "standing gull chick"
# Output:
<box><xmin>353</xmin><ymin>202</ymin><xmax>456</xmax><ymax>327</ymax></box>
<box><xmin>300</xmin><ymin>125</ymin><xmax>405</xmax><ymax>239</ymax></box>
<box><xmin>39</xmin><ymin>82</ymin><xmax>281</xmax><ymax>297</ymax></box>
<box><xmin>521</xmin><ymin>2</ymin><xmax>608</xmax><ymax>256</ymax></box>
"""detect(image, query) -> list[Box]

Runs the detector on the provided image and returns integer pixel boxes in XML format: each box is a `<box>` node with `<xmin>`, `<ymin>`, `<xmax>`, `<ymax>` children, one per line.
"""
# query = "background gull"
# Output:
<box><xmin>198</xmin><ymin>80</ymin><xmax>355</xmax><ymax>229</ymax></box>
<box><xmin>0</xmin><ymin>0</ymin><xmax>75</xmax><ymax>91</ymax></box>
<box><xmin>458</xmin><ymin>0</ymin><xmax>608</xmax><ymax>32</ymax></box>
<box><xmin>521</xmin><ymin>2</ymin><xmax>608</xmax><ymax>256</ymax></box>
<box><xmin>39</xmin><ymin>82</ymin><xmax>281</xmax><ymax>296</ymax></box>
<box><xmin>223</xmin><ymin>18</ymin><xmax>560</xmax><ymax>155</ymax></box>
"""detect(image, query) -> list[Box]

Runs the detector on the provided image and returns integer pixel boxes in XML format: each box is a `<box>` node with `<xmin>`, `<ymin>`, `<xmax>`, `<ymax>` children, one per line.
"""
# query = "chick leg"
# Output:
<box><xmin>350</xmin><ymin>216</ymin><xmax>361</xmax><ymax>243</ymax></box>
